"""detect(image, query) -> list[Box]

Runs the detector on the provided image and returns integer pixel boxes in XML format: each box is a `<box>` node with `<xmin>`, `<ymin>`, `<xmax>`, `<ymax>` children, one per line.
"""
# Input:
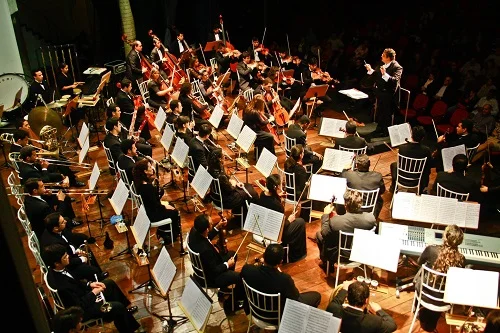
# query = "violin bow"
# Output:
<box><xmin>261</xmin><ymin>27</ymin><xmax>267</xmax><ymax>47</ymax></box>
<box><xmin>342</xmin><ymin>110</ymin><xmax>360</xmax><ymax>137</ymax></box>
<box><xmin>286</xmin><ymin>33</ymin><xmax>291</xmax><ymax>56</ymax></box>
<box><xmin>291</xmin><ymin>165</ymin><xmax>323</xmax><ymax>216</ymax></box>
<box><xmin>372</xmin><ymin>154</ymin><xmax>381</xmax><ymax>171</ymax></box>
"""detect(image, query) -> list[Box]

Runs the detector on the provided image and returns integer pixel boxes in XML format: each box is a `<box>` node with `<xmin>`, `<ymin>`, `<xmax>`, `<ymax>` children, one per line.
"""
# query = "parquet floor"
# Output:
<box><xmin>2</xmin><ymin>94</ymin><xmax>499</xmax><ymax>333</ymax></box>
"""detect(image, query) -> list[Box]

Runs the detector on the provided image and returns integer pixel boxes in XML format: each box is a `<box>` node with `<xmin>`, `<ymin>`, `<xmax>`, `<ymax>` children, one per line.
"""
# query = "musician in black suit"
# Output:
<box><xmin>207</xmin><ymin>24</ymin><xmax>227</xmax><ymax>43</ymax></box>
<box><xmin>334</xmin><ymin>120</ymin><xmax>368</xmax><ymax>150</ymax></box>
<box><xmin>327</xmin><ymin>280</ymin><xmax>397</xmax><ymax>333</ymax></box>
<box><xmin>188</xmin><ymin>124</ymin><xmax>216</xmax><ymax>179</ymax></box>
<box><xmin>240</xmin><ymin>244</ymin><xmax>321</xmax><ymax>320</ymax></box>
<box><xmin>40</xmin><ymin>212</ymin><xmax>106</xmax><ymax>281</ymax></box>
<box><xmin>116</xmin><ymin>139</ymin><xmax>140</xmax><ymax>185</ymax></box>
<box><xmin>23</xmin><ymin>178</ymin><xmax>80</xmax><ymax>238</ymax></box>
<box><xmin>115</xmin><ymin>79</ymin><xmax>135</xmax><ymax>130</ymax></box>
<box><xmin>42</xmin><ymin>244</ymin><xmax>145</xmax><ymax>333</ymax></box>
<box><xmin>390</xmin><ymin>126</ymin><xmax>433</xmax><ymax>193</ymax></box>
<box><xmin>125</xmin><ymin>40</ymin><xmax>146</xmax><ymax>93</ymax></box>
<box><xmin>178</xmin><ymin>81</ymin><xmax>211</xmax><ymax>131</ymax></box>
<box><xmin>237</xmin><ymin>52</ymin><xmax>260</xmax><ymax>91</ymax></box>
<box><xmin>166</xmin><ymin>99</ymin><xmax>182</xmax><ymax>126</ymax></box>
<box><xmin>364</xmin><ymin>48</ymin><xmax>403</xmax><ymax>137</ymax></box>
<box><xmin>27</xmin><ymin>68</ymin><xmax>54</xmax><ymax>109</ymax></box>
<box><xmin>285</xmin><ymin>115</ymin><xmax>323</xmax><ymax>173</ymax></box>
<box><xmin>150</xmin><ymin>36</ymin><xmax>169</xmax><ymax>73</ymax></box>
<box><xmin>18</xmin><ymin>146</ymin><xmax>66</xmax><ymax>185</ymax></box>
<box><xmin>188</xmin><ymin>214</ymin><xmax>245</xmax><ymax>308</ymax></box>
<box><xmin>10</xmin><ymin>129</ymin><xmax>29</xmax><ymax>154</ymax></box>
<box><xmin>175</xmin><ymin>115</ymin><xmax>195</xmax><ymax>143</ymax></box>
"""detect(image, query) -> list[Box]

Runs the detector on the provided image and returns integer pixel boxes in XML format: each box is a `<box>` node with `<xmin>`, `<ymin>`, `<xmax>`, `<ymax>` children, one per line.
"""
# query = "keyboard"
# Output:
<box><xmin>379</xmin><ymin>222</ymin><xmax>500</xmax><ymax>268</ymax></box>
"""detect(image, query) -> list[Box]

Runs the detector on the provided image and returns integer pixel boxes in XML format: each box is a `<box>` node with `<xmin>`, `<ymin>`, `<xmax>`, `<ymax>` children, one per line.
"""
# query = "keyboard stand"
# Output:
<box><xmin>395</xmin><ymin>254</ymin><xmax>419</xmax><ymax>298</ymax></box>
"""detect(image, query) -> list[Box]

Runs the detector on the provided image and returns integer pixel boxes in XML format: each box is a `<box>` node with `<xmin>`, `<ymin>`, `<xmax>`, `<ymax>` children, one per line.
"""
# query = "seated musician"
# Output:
<box><xmin>207</xmin><ymin>148</ymin><xmax>257</xmax><ymax>224</ymax></box>
<box><xmin>40</xmin><ymin>212</ymin><xmax>107</xmax><ymax>281</ymax></box>
<box><xmin>42</xmin><ymin>244</ymin><xmax>146</xmax><ymax>333</ymax></box>
<box><xmin>284</xmin><ymin>144</ymin><xmax>311</xmax><ymax>220</ymax></box>
<box><xmin>116</xmin><ymin>139</ymin><xmax>141</xmax><ymax>185</ymax></box>
<box><xmin>187</xmin><ymin>123</ymin><xmax>217</xmax><ymax>178</ymax></box>
<box><xmin>18</xmin><ymin>146</ymin><xmax>68</xmax><ymax>186</ymax></box>
<box><xmin>247</xmin><ymin>37</ymin><xmax>263</xmax><ymax>62</ymax></box>
<box><xmin>166</xmin><ymin>99</ymin><xmax>182</xmax><ymax>126</ymax></box>
<box><xmin>315</xmin><ymin>189</ymin><xmax>377</xmax><ymax>268</ymax></box>
<box><xmin>301</xmin><ymin>57</ymin><xmax>334</xmax><ymax>116</ymax></box>
<box><xmin>254</xmin><ymin>78</ymin><xmax>293</xmax><ymax>112</ymax></box>
<box><xmin>10</xmin><ymin>129</ymin><xmax>29</xmax><ymax>154</ymax></box>
<box><xmin>147</xmin><ymin>67</ymin><xmax>173</xmax><ymax>110</ymax></box>
<box><xmin>187</xmin><ymin>57</ymin><xmax>211</xmax><ymax>82</ymax></box>
<box><xmin>174</xmin><ymin>115</ymin><xmax>194</xmax><ymax>143</ymax></box>
<box><xmin>178</xmin><ymin>81</ymin><xmax>211</xmax><ymax>131</ymax></box>
<box><xmin>414</xmin><ymin>224</ymin><xmax>465</xmax><ymax>332</ymax></box>
<box><xmin>277</xmin><ymin>49</ymin><xmax>293</xmax><ymax>70</ymax></box>
<box><xmin>55</xmin><ymin>62</ymin><xmax>85</xmax><ymax>127</ymax></box>
<box><xmin>23</xmin><ymin>177</ymin><xmax>81</xmax><ymax>238</ymax></box>
<box><xmin>334</xmin><ymin>120</ymin><xmax>367</xmax><ymax>150</ymax></box>
<box><xmin>258</xmin><ymin>174</ymin><xmax>307</xmax><ymax>262</ymax></box>
<box><xmin>287</xmin><ymin>55</ymin><xmax>308</xmax><ymax>101</ymax></box>
<box><xmin>132</xmin><ymin>159</ymin><xmax>180</xmax><ymax>244</ymax></box>
<box><xmin>242</xmin><ymin>95</ymin><xmax>276</xmax><ymax>157</ymax></box>
<box><xmin>237</xmin><ymin>51</ymin><xmax>262</xmax><ymax>91</ymax></box>
<box><xmin>51</xmin><ymin>306</ymin><xmax>85</xmax><ymax>333</ymax></box>
<box><xmin>285</xmin><ymin>115</ymin><xmax>323</xmax><ymax>173</ymax></box>
<box><xmin>199</xmin><ymin>72</ymin><xmax>219</xmax><ymax>108</ymax></box>
<box><xmin>150</xmin><ymin>36</ymin><xmax>169</xmax><ymax>77</ymax></box>
<box><xmin>215</xmin><ymin>43</ymin><xmax>239</xmax><ymax>93</ymax></box>
<box><xmin>115</xmin><ymin>79</ymin><xmax>136</xmax><ymax>131</ymax></box>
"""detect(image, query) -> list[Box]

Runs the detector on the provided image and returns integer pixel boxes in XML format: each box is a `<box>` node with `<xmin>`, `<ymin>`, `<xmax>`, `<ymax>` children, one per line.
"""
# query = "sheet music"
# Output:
<box><xmin>160</xmin><ymin>123</ymin><xmax>175</xmax><ymax>151</ymax></box>
<box><xmin>444</xmin><ymin>267</ymin><xmax>499</xmax><ymax>308</ymax></box>
<box><xmin>322</xmin><ymin>148</ymin><xmax>355</xmax><ymax>172</ymax></box>
<box><xmin>279</xmin><ymin>299</ymin><xmax>341</xmax><ymax>333</ymax></box>
<box><xmin>419</xmin><ymin>194</ymin><xmax>438</xmax><ymax>222</ymax></box>
<box><xmin>391</xmin><ymin>192</ymin><xmax>417</xmax><ymax>220</ymax></box>
<box><xmin>179</xmin><ymin>277</ymin><xmax>213</xmax><ymax>332</ymax></box>
<box><xmin>318</xmin><ymin>118</ymin><xmax>347</xmax><ymax>138</ymax></box>
<box><xmin>255</xmin><ymin>147</ymin><xmax>277</xmax><ymax>177</ymax></box>
<box><xmin>236</xmin><ymin>125</ymin><xmax>257</xmax><ymax>153</ymax></box>
<box><xmin>339</xmin><ymin>89</ymin><xmax>369</xmax><ymax>99</ymax></box>
<box><xmin>89</xmin><ymin>162</ymin><xmax>100</xmax><ymax>191</ymax></box>
<box><xmin>349</xmin><ymin>228</ymin><xmax>401</xmax><ymax>272</ymax></box>
<box><xmin>436</xmin><ymin>196</ymin><xmax>459</xmax><ymax>225</ymax></box>
<box><xmin>227</xmin><ymin>113</ymin><xmax>244</xmax><ymax>139</ymax></box>
<box><xmin>78</xmin><ymin>122</ymin><xmax>89</xmax><ymax>148</ymax></box>
<box><xmin>208</xmin><ymin>104</ymin><xmax>224</xmax><ymax>128</ymax></box>
<box><xmin>442</xmin><ymin>144</ymin><xmax>466</xmax><ymax>172</ymax></box>
<box><xmin>191</xmin><ymin>165</ymin><xmax>213</xmax><ymax>199</ymax></box>
<box><xmin>132</xmin><ymin>205</ymin><xmax>150</xmax><ymax>248</ymax></box>
<box><xmin>388</xmin><ymin>123</ymin><xmax>411</xmax><ymax>147</ymax></box>
<box><xmin>171</xmin><ymin>138</ymin><xmax>189</xmax><ymax>168</ymax></box>
<box><xmin>152</xmin><ymin>247</ymin><xmax>177</xmax><ymax>296</ymax></box>
<box><xmin>108</xmin><ymin>179</ymin><xmax>129</xmax><ymax>215</ymax></box>
<box><xmin>307</xmin><ymin>174</ymin><xmax>347</xmax><ymax>204</ymax></box>
<box><xmin>154</xmin><ymin>106</ymin><xmax>167</xmax><ymax>131</ymax></box>
<box><xmin>454</xmin><ymin>201</ymin><xmax>480</xmax><ymax>229</ymax></box>
<box><xmin>78</xmin><ymin>137</ymin><xmax>89</xmax><ymax>164</ymax></box>
<box><xmin>243</xmin><ymin>203</ymin><xmax>284</xmax><ymax>242</ymax></box>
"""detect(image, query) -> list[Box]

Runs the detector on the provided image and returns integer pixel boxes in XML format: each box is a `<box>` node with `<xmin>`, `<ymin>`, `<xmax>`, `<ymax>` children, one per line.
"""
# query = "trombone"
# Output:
<box><xmin>36</xmin><ymin>156</ymin><xmax>93</xmax><ymax>169</ymax></box>
<box><xmin>9</xmin><ymin>188</ymin><xmax>108</xmax><ymax>195</ymax></box>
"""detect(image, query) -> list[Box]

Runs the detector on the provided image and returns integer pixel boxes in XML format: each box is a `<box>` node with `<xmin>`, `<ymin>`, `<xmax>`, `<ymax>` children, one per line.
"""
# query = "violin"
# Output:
<box><xmin>216</xmin><ymin>212</ymin><xmax>228</xmax><ymax>255</ymax></box>
<box><xmin>311</xmin><ymin>68</ymin><xmax>339</xmax><ymax>86</ymax></box>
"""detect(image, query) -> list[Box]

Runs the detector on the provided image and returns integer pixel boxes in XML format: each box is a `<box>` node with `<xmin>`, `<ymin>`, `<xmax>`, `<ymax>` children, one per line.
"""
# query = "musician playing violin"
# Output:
<box><xmin>249</xmin><ymin>37</ymin><xmax>263</xmax><ymax>62</ymax></box>
<box><xmin>301</xmin><ymin>57</ymin><xmax>333</xmax><ymax>115</ymax></box>
<box><xmin>147</xmin><ymin>67</ymin><xmax>173</xmax><ymax>110</ymax></box>
<box><xmin>188</xmin><ymin>57</ymin><xmax>212</xmax><ymax>82</ymax></box>
<box><xmin>277</xmin><ymin>49</ymin><xmax>293</xmax><ymax>70</ymax></box>
<box><xmin>125</xmin><ymin>40</ymin><xmax>147</xmax><ymax>93</ymax></box>
<box><xmin>242</xmin><ymin>95</ymin><xmax>276</xmax><ymax>156</ymax></box>
<box><xmin>237</xmin><ymin>51</ymin><xmax>264</xmax><ymax>91</ymax></box>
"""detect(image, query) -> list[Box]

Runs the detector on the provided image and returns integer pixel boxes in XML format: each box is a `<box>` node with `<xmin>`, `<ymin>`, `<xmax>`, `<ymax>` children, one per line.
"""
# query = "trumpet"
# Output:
<box><xmin>94</xmin><ymin>274</ymin><xmax>112</xmax><ymax>313</ymax></box>
<box><xmin>78</xmin><ymin>241</ymin><xmax>91</xmax><ymax>265</ymax></box>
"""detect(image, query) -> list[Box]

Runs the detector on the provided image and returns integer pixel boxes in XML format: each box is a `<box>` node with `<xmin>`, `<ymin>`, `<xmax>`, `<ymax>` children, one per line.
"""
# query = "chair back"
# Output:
<box><xmin>186</xmin><ymin>235</ymin><xmax>210</xmax><ymax>290</ymax></box>
<box><xmin>0</xmin><ymin>132</ymin><xmax>14</xmax><ymax>144</ymax></box>
<box><xmin>436</xmin><ymin>183</ymin><xmax>469</xmax><ymax>201</ymax></box>
<box><xmin>8</xmin><ymin>152</ymin><xmax>21</xmax><ymax>174</ymax></box>
<box><xmin>130</xmin><ymin>186</ymin><xmax>144</xmax><ymax>208</ymax></box>
<box><xmin>103</xmin><ymin>146</ymin><xmax>116</xmax><ymax>176</ymax></box>
<box><xmin>106</xmin><ymin>97</ymin><xmax>114</xmax><ymax>107</ymax></box>
<box><xmin>243</xmin><ymin>88</ymin><xmax>254</xmax><ymax>101</ymax></box>
<box><xmin>210</xmin><ymin>177</ymin><xmax>224</xmax><ymax>211</ymax></box>
<box><xmin>412</xmin><ymin>93</ymin><xmax>430</xmax><ymax>111</ymax></box>
<box><xmin>338</xmin><ymin>145</ymin><xmax>368</xmax><ymax>156</ymax></box>
<box><xmin>8</xmin><ymin>171</ymin><xmax>23</xmax><ymax>206</ymax></box>
<box><xmin>210</xmin><ymin>58</ymin><xmax>218</xmax><ymax>71</ymax></box>
<box><xmin>449</xmin><ymin>107</ymin><xmax>469</xmax><ymax>127</ymax></box>
<box><xmin>347</xmin><ymin>187</ymin><xmax>380</xmax><ymax>214</ymax></box>
<box><xmin>466</xmin><ymin>143</ymin><xmax>480</xmax><ymax>164</ymax></box>
<box><xmin>138</xmin><ymin>80</ymin><xmax>149</xmax><ymax>102</ymax></box>
<box><xmin>242</xmin><ymin>278</ymin><xmax>281</xmax><ymax>328</ymax></box>
<box><xmin>283</xmin><ymin>132</ymin><xmax>296</xmax><ymax>158</ymax></box>
<box><xmin>18</xmin><ymin>205</ymin><xmax>32</xmax><ymax>233</ymax></box>
<box><xmin>395</xmin><ymin>154</ymin><xmax>427</xmax><ymax>194</ymax></box>
<box><xmin>429</xmin><ymin>100</ymin><xmax>448</xmax><ymax>119</ymax></box>
<box><xmin>27</xmin><ymin>230</ymin><xmax>46</xmax><ymax>273</ymax></box>
<box><xmin>416</xmin><ymin>263</ymin><xmax>451</xmax><ymax>311</ymax></box>
<box><xmin>116</xmin><ymin>163</ymin><xmax>132</xmax><ymax>188</ymax></box>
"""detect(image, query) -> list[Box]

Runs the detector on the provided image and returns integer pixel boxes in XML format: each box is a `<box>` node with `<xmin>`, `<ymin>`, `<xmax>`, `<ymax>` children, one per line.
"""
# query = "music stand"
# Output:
<box><xmin>204</xmin><ymin>41</ymin><xmax>223</xmax><ymax>52</ymax></box>
<box><xmin>304</xmin><ymin>84</ymin><xmax>329</xmax><ymax>125</ymax></box>
<box><xmin>109</xmin><ymin>179</ymin><xmax>134</xmax><ymax>260</ymax></box>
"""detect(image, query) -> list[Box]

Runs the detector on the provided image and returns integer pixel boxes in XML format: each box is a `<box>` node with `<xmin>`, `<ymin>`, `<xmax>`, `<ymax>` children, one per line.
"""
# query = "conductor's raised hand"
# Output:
<box><xmin>364</xmin><ymin>63</ymin><xmax>372</xmax><ymax>72</ymax></box>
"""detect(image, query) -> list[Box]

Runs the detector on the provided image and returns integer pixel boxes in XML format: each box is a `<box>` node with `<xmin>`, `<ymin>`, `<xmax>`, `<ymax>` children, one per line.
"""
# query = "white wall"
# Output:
<box><xmin>0</xmin><ymin>0</ymin><xmax>23</xmax><ymax>75</ymax></box>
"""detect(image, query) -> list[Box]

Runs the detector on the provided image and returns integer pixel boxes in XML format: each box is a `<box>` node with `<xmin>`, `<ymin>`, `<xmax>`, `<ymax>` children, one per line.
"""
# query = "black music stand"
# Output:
<box><xmin>129</xmin><ymin>261</ymin><xmax>161</xmax><ymax>294</ymax></box>
<box><xmin>304</xmin><ymin>84</ymin><xmax>329</xmax><ymax>126</ymax></box>
<box><xmin>152</xmin><ymin>290</ymin><xmax>188</xmax><ymax>333</ymax></box>
<box><xmin>109</xmin><ymin>215</ymin><xmax>134</xmax><ymax>260</ymax></box>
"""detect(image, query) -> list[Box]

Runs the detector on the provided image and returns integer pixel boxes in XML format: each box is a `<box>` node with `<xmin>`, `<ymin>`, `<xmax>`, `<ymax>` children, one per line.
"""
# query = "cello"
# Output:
<box><xmin>121</xmin><ymin>34</ymin><xmax>153</xmax><ymax>81</ymax></box>
<box><xmin>265</xmin><ymin>87</ymin><xmax>289</xmax><ymax>127</ymax></box>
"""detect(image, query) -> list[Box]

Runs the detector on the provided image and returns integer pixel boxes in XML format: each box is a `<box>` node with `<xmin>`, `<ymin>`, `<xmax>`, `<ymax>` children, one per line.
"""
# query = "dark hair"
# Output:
<box><xmin>383</xmin><ymin>48</ymin><xmax>396</xmax><ymax>60</ymax></box>
<box><xmin>31</xmin><ymin>68</ymin><xmax>43</xmax><ymax>77</ymax></box>
<box><xmin>120</xmin><ymin>78</ymin><xmax>132</xmax><ymax>89</ymax></box>
<box><xmin>105</xmin><ymin>117</ymin><xmax>119</xmax><ymax>132</ymax></box>
<box><xmin>264</xmin><ymin>243</ymin><xmax>284</xmax><ymax>266</ymax></box>
<box><xmin>42</xmin><ymin>243</ymin><xmax>67</xmax><ymax>268</ymax></box>
<box><xmin>207</xmin><ymin>148</ymin><xmax>223</xmax><ymax>176</ymax></box>
<box><xmin>284</xmin><ymin>145</ymin><xmax>304</xmax><ymax>170</ymax></box>
<box><xmin>52</xmin><ymin>306</ymin><xmax>84</xmax><ymax>333</ymax></box>
<box><xmin>137</xmin><ymin>104</ymin><xmax>145</xmax><ymax>115</ymax></box>
<box><xmin>347</xmin><ymin>281</ymin><xmax>370</xmax><ymax>307</ymax></box>
<box><xmin>58</xmin><ymin>62</ymin><xmax>68</xmax><ymax>71</ymax></box>
<box><xmin>411</xmin><ymin>126</ymin><xmax>426</xmax><ymax>142</ymax></box>
<box><xmin>297</xmin><ymin>115</ymin><xmax>310</xmax><ymax>125</ymax></box>
<box><xmin>20</xmin><ymin>145</ymin><xmax>36</xmax><ymax>160</ymax></box>
<box><xmin>241</xmin><ymin>51</ymin><xmax>251</xmax><ymax>59</ymax></box>
<box><xmin>460</xmin><ymin>119</ymin><xmax>473</xmax><ymax>133</ymax></box>
<box><xmin>198</xmin><ymin>123</ymin><xmax>212</xmax><ymax>138</ymax></box>
<box><xmin>345</xmin><ymin>121</ymin><xmax>357</xmax><ymax>135</ymax></box>
<box><xmin>106</xmin><ymin>103</ymin><xmax>118</xmax><ymax>118</ymax></box>
<box><xmin>24</xmin><ymin>178</ymin><xmax>41</xmax><ymax>194</ymax></box>
<box><xmin>308</xmin><ymin>57</ymin><xmax>318</xmax><ymax>66</ymax></box>
<box><xmin>452</xmin><ymin>154</ymin><xmax>468</xmax><ymax>173</ymax></box>
<box><xmin>180</xmin><ymin>82</ymin><xmax>192</xmax><ymax>95</ymax></box>
<box><xmin>13</xmin><ymin>129</ymin><xmax>29</xmax><ymax>142</ymax></box>
<box><xmin>176</xmin><ymin>115</ymin><xmax>191</xmax><ymax>130</ymax></box>
<box><xmin>170</xmin><ymin>99</ymin><xmax>180</xmax><ymax>110</ymax></box>
<box><xmin>132</xmin><ymin>159</ymin><xmax>151</xmax><ymax>186</ymax></box>
<box><xmin>120</xmin><ymin>138</ymin><xmax>135</xmax><ymax>154</ymax></box>
<box><xmin>266</xmin><ymin>174</ymin><xmax>281</xmax><ymax>196</ymax></box>
<box><xmin>15</xmin><ymin>117</ymin><xmax>27</xmax><ymax>129</ymax></box>
<box><xmin>484</xmin><ymin>309</ymin><xmax>500</xmax><ymax>333</ymax></box>
<box><xmin>194</xmin><ymin>214</ymin><xmax>210</xmax><ymax>233</ymax></box>
<box><xmin>44</xmin><ymin>212</ymin><xmax>62</xmax><ymax>232</ymax></box>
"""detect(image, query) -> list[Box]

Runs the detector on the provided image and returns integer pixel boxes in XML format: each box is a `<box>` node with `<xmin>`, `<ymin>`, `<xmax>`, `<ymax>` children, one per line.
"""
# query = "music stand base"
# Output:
<box><xmin>153</xmin><ymin>314</ymin><xmax>189</xmax><ymax>333</ymax></box>
<box><xmin>109</xmin><ymin>247</ymin><xmax>133</xmax><ymax>260</ymax></box>
<box><xmin>129</xmin><ymin>279</ymin><xmax>160</xmax><ymax>294</ymax></box>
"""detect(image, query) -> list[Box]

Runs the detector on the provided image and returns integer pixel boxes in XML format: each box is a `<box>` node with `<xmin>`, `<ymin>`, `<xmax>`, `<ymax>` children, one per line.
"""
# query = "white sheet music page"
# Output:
<box><xmin>255</xmin><ymin>147</ymin><xmax>277</xmax><ymax>177</ymax></box>
<box><xmin>436</xmin><ymin>196</ymin><xmax>459</xmax><ymax>225</ymax></box>
<box><xmin>227</xmin><ymin>113</ymin><xmax>244</xmax><ymax>139</ymax></box>
<box><xmin>388</xmin><ymin>123</ymin><xmax>411</xmax><ymax>147</ymax></box>
<box><xmin>171</xmin><ymin>138</ymin><xmax>189</xmax><ymax>168</ymax></box>
<box><xmin>109</xmin><ymin>179</ymin><xmax>129</xmax><ymax>215</ymax></box>
<box><xmin>132</xmin><ymin>205</ymin><xmax>150</xmax><ymax>248</ymax></box>
<box><xmin>179</xmin><ymin>277</ymin><xmax>213</xmax><ymax>332</ymax></box>
<box><xmin>78</xmin><ymin>122</ymin><xmax>89</xmax><ymax>148</ymax></box>
<box><xmin>322</xmin><ymin>148</ymin><xmax>355</xmax><ymax>172</ymax></box>
<box><xmin>89</xmin><ymin>162</ymin><xmax>100</xmax><ymax>191</ymax></box>
<box><xmin>419</xmin><ymin>194</ymin><xmax>439</xmax><ymax>222</ymax></box>
<box><xmin>442</xmin><ymin>144</ymin><xmax>466</xmax><ymax>172</ymax></box>
<box><xmin>236</xmin><ymin>125</ymin><xmax>257</xmax><ymax>153</ymax></box>
<box><xmin>307</xmin><ymin>174</ymin><xmax>347</xmax><ymax>204</ymax></box>
<box><xmin>279</xmin><ymin>299</ymin><xmax>341</xmax><ymax>333</ymax></box>
<box><xmin>191</xmin><ymin>165</ymin><xmax>213</xmax><ymax>199</ymax></box>
<box><xmin>79</xmin><ymin>137</ymin><xmax>89</xmax><ymax>164</ymax></box>
<box><xmin>350</xmin><ymin>228</ymin><xmax>401</xmax><ymax>272</ymax></box>
<box><xmin>243</xmin><ymin>203</ymin><xmax>284</xmax><ymax>242</ymax></box>
<box><xmin>339</xmin><ymin>88</ymin><xmax>369</xmax><ymax>99</ymax></box>
<box><xmin>318</xmin><ymin>118</ymin><xmax>347</xmax><ymax>138</ymax></box>
<box><xmin>458</xmin><ymin>202</ymin><xmax>480</xmax><ymax>229</ymax></box>
<box><xmin>152</xmin><ymin>247</ymin><xmax>177</xmax><ymax>296</ymax></box>
<box><xmin>391</xmin><ymin>192</ymin><xmax>417</xmax><ymax>221</ymax></box>
<box><xmin>154</xmin><ymin>106</ymin><xmax>167</xmax><ymax>131</ymax></box>
<box><xmin>160</xmin><ymin>123</ymin><xmax>175</xmax><ymax>151</ymax></box>
<box><xmin>208</xmin><ymin>104</ymin><xmax>224</xmax><ymax>128</ymax></box>
<box><xmin>444</xmin><ymin>267</ymin><xmax>499</xmax><ymax>309</ymax></box>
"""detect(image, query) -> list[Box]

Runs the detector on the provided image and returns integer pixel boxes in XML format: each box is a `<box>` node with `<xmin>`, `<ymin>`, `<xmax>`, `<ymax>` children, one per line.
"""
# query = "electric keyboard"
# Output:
<box><xmin>379</xmin><ymin>222</ymin><xmax>500</xmax><ymax>268</ymax></box>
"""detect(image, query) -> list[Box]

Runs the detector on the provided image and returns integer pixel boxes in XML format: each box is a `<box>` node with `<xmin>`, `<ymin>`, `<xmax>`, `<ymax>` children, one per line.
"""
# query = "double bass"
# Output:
<box><xmin>122</xmin><ymin>34</ymin><xmax>153</xmax><ymax>81</ymax></box>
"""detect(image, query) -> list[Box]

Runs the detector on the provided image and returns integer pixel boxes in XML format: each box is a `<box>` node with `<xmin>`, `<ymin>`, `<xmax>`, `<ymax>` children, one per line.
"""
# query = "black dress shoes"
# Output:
<box><xmin>127</xmin><ymin>305</ymin><xmax>138</xmax><ymax>313</ymax></box>
<box><xmin>100</xmin><ymin>271</ymin><xmax>109</xmax><ymax>279</ymax></box>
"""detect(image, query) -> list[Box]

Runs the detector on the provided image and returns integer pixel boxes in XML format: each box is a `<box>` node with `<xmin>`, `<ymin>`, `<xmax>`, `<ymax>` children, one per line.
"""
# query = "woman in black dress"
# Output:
<box><xmin>132</xmin><ymin>159</ymin><xmax>180</xmax><ymax>243</ymax></box>
<box><xmin>283</xmin><ymin>144</ymin><xmax>311</xmax><ymax>220</ymax></box>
